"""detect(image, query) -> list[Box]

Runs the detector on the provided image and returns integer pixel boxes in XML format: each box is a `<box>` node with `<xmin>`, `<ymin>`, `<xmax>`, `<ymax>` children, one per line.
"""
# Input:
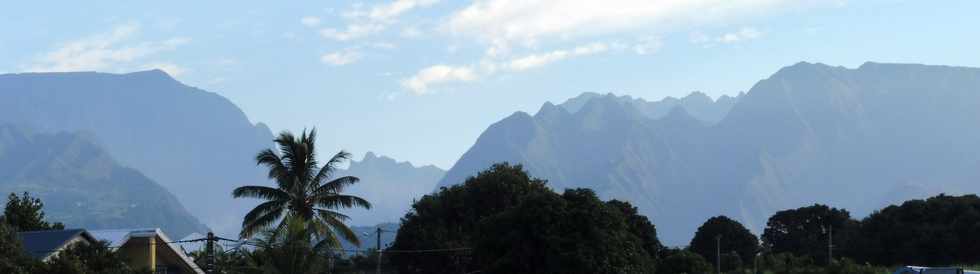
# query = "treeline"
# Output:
<box><xmin>389</xmin><ymin>163</ymin><xmax>980</xmax><ymax>274</ymax></box>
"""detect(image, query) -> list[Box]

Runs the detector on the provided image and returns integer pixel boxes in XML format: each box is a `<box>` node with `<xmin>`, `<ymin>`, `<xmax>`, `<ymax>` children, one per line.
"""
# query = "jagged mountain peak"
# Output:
<box><xmin>439</xmin><ymin>61</ymin><xmax>980</xmax><ymax>245</ymax></box>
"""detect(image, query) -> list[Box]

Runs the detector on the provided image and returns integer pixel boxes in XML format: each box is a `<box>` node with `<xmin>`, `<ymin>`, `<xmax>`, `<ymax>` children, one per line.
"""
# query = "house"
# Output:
<box><xmin>894</xmin><ymin>266</ymin><xmax>980</xmax><ymax>274</ymax></box>
<box><xmin>16</xmin><ymin>229</ymin><xmax>98</xmax><ymax>261</ymax></box>
<box><xmin>89</xmin><ymin>228</ymin><xmax>204</xmax><ymax>274</ymax></box>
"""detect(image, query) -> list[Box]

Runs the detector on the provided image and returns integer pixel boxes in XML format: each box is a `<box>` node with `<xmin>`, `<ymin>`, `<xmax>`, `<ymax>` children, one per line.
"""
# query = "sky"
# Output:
<box><xmin>2</xmin><ymin>0</ymin><xmax>979</xmax><ymax>168</ymax></box>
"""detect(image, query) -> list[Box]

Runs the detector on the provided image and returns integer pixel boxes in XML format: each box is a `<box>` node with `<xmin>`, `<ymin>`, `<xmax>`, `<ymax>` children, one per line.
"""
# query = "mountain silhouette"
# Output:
<box><xmin>0</xmin><ymin>70</ymin><xmax>274</xmax><ymax>236</ymax></box>
<box><xmin>437</xmin><ymin>62</ymin><xmax>980</xmax><ymax>245</ymax></box>
<box><xmin>0</xmin><ymin>125</ymin><xmax>206</xmax><ymax>238</ymax></box>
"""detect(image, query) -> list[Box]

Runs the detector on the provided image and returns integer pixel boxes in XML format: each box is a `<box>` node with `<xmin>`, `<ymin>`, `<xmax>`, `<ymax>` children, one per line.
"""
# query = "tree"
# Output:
<box><xmin>0</xmin><ymin>222</ymin><xmax>40</xmax><ymax>274</ymax></box>
<box><xmin>854</xmin><ymin>194</ymin><xmax>980</xmax><ymax>266</ymax></box>
<box><xmin>689</xmin><ymin>216</ymin><xmax>758</xmax><ymax>271</ymax></box>
<box><xmin>475</xmin><ymin>189</ymin><xmax>655</xmax><ymax>274</ymax></box>
<box><xmin>1</xmin><ymin>192</ymin><xmax>64</xmax><ymax>231</ymax></box>
<box><xmin>391</xmin><ymin>163</ymin><xmax>657</xmax><ymax>274</ymax></box>
<box><xmin>656</xmin><ymin>249</ymin><xmax>711</xmax><ymax>274</ymax></box>
<box><xmin>607</xmin><ymin>200</ymin><xmax>663</xmax><ymax>259</ymax></box>
<box><xmin>239</xmin><ymin>218</ymin><xmax>331</xmax><ymax>274</ymax></box>
<box><xmin>761</xmin><ymin>204</ymin><xmax>857</xmax><ymax>264</ymax></box>
<box><xmin>233</xmin><ymin>129</ymin><xmax>371</xmax><ymax>249</ymax></box>
<box><xmin>390</xmin><ymin>163</ymin><xmax>550</xmax><ymax>274</ymax></box>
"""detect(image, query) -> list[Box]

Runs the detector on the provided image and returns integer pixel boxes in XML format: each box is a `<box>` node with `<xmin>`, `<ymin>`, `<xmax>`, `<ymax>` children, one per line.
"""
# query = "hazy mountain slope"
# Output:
<box><xmin>0</xmin><ymin>125</ymin><xmax>206</xmax><ymax>238</ymax></box>
<box><xmin>0</xmin><ymin>70</ymin><xmax>274</xmax><ymax>236</ymax></box>
<box><xmin>438</xmin><ymin>62</ymin><xmax>980</xmax><ymax>245</ymax></box>
<box><xmin>335</xmin><ymin>152</ymin><xmax>445</xmax><ymax>226</ymax></box>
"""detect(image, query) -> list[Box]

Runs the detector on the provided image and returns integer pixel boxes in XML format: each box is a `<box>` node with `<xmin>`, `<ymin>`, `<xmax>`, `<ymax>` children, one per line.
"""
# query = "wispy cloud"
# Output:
<box><xmin>506</xmin><ymin>42</ymin><xmax>610</xmax><ymax>71</ymax></box>
<box><xmin>402</xmin><ymin>42</ymin><xmax>624</xmax><ymax>94</ymax></box>
<box><xmin>26</xmin><ymin>22</ymin><xmax>190</xmax><ymax>74</ymax></box>
<box><xmin>319</xmin><ymin>23</ymin><xmax>386</xmax><ymax>41</ymax></box>
<box><xmin>321</xmin><ymin>49</ymin><xmax>363</xmax><ymax>66</ymax></box>
<box><xmin>400</xmin><ymin>65</ymin><xmax>477</xmax><ymax>94</ymax></box>
<box><xmin>447</xmin><ymin>0</ymin><xmax>812</xmax><ymax>53</ymax></box>
<box><xmin>301</xmin><ymin>16</ymin><xmax>322</xmax><ymax>27</ymax></box>
<box><xmin>691</xmin><ymin>27</ymin><xmax>763</xmax><ymax>46</ymax></box>
<box><xmin>321</xmin><ymin>0</ymin><xmax>441</xmax><ymax>41</ymax></box>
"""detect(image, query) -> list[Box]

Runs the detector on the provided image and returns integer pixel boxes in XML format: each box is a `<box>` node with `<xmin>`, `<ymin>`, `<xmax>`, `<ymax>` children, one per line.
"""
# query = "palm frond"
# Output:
<box><xmin>312</xmin><ymin>150</ymin><xmax>351</xmax><ymax>185</ymax></box>
<box><xmin>314</xmin><ymin>176</ymin><xmax>359</xmax><ymax>195</ymax></box>
<box><xmin>241</xmin><ymin>206</ymin><xmax>285</xmax><ymax>239</ymax></box>
<box><xmin>314</xmin><ymin>194</ymin><xmax>372</xmax><ymax>210</ymax></box>
<box><xmin>232</xmin><ymin>185</ymin><xmax>290</xmax><ymax>201</ymax></box>
<box><xmin>242</xmin><ymin>200</ymin><xmax>286</xmax><ymax>229</ymax></box>
<box><xmin>320</xmin><ymin>210</ymin><xmax>360</xmax><ymax>246</ymax></box>
<box><xmin>255</xmin><ymin>149</ymin><xmax>288</xmax><ymax>183</ymax></box>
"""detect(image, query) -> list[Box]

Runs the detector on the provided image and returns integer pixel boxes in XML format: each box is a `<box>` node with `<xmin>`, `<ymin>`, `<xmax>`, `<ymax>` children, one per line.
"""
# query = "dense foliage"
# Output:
<box><xmin>761</xmin><ymin>204</ymin><xmax>858</xmax><ymax>264</ymax></box>
<box><xmin>2</xmin><ymin>192</ymin><xmax>64</xmax><ymax>231</ymax></box>
<box><xmin>655</xmin><ymin>249</ymin><xmax>711</xmax><ymax>274</ymax></box>
<box><xmin>689</xmin><ymin>215</ymin><xmax>759</xmax><ymax>271</ymax></box>
<box><xmin>390</xmin><ymin>163</ymin><xmax>661</xmax><ymax>274</ymax></box>
<box><xmin>852</xmin><ymin>194</ymin><xmax>980</xmax><ymax>266</ymax></box>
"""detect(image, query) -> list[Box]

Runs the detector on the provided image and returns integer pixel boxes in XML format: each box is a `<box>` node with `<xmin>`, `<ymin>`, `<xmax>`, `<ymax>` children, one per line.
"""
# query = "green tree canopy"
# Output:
<box><xmin>607</xmin><ymin>200</ymin><xmax>663</xmax><ymax>258</ymax></box>
<box><xmin>854</xmin><ymin>194</ymin><xmax>980</xmax><ymax>266</ymax></box>
<box><xmin>475</xmin><ymin>188</ymin><xmax>655</xmax><ymax>274</ymax></box>
<box><xmin>390</xmin><ymin>163</ymin><xmax>660</xmax><ymax>274</ymax></box>
<box><xmin>2</xmin><ymin>192</ymin><xmax>64</xmax><ymax>232</ymax></box>
<box><xmin>761</xmin><ymin>204</ymin><xmax>857</xmax><ymax>264</ymax></box>
<box><xmin>689</xmin><ymin>215</ymin><xmax>759</xmax><ymax>271</ymax></box>
<box><xmin>656</xmin><ymin>249</ymin><xmax>711</xmax><ymax>274</ymax></box>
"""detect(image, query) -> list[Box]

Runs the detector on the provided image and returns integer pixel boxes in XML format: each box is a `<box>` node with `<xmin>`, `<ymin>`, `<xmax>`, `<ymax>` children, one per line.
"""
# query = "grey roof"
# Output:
<box><xmin>17</xmin><ymin>229</ymin><xmax>96</xmax><ymax>259</ymax></box>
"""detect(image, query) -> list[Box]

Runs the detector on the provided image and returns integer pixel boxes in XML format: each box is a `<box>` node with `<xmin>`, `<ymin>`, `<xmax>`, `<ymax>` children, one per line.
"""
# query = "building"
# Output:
<box><xmin>16</xmin><ymin>229</ymin><xmax>98</xmax><ymax>261</ymax></box>
<box><xmin>90</xmin><ymin>228</ymin><xmax>204</xmax><ymax>274</ymax></box>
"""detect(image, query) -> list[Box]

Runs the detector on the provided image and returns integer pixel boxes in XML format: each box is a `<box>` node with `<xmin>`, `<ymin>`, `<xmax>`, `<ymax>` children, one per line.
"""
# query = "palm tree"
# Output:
<box><xmin>232</xmin><ymin>128</ymin><xmax>371</xmax><ymax>248</ymax></box>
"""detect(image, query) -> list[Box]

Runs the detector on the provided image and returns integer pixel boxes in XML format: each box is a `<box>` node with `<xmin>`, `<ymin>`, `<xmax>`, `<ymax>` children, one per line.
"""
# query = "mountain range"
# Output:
<box><xmin>437</xmin><ymin>62</ymin><xmax>980</xmax><ymax>245</ymax></box>
<box><xmin>0</xmin><ymin>125</ymin><xmax>206</xmax><ymax>237</ymax></box>
<box><xmin>0</xmin><ymin>70</ymin><xmax>273</xmax><ymax>236</ymax></box>
<box><xmin>335</xmin><ymin>152</ymin><xmax>445</xmax><ymax>226</ymax></box>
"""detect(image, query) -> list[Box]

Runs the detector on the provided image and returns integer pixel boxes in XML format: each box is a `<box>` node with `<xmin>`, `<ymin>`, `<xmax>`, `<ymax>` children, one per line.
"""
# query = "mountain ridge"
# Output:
<box><xmin>437</xmin><ymin>62</ymin><xmax>980</xmax><ymax>245</ymax></box>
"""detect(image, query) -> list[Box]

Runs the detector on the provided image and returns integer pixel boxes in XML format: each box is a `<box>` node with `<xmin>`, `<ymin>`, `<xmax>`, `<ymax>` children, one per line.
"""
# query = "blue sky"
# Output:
<box><xmin>2</xmin><ymin>0</ymin><xmax>979</xmax><ymax>168</ymax></box>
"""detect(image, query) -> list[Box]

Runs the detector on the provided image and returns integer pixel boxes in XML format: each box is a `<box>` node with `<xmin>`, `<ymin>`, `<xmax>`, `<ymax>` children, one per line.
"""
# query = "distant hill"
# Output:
<box><xmin>437</xmin><ymin>62</ymin><xmax>980</xmax><ymax>245</ymax></box>
<box><xmin>335</xmin><ymin>152</ymin><xmax>445</xmax><ymax>226</ymax></box>
<box><xmin>0</xmin><ymin>125</ymin><xmax>206</xmax><ymax>238</ymax></box>
<box><xmin>0</xmin><ymin>70</ymin><xmax>274</xmax><ymax>236</ymax></box>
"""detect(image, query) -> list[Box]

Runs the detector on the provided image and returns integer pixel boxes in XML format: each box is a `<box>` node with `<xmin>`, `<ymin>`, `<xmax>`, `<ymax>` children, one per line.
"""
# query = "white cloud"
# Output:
<box><xmin>321</xmin><ymin>49</ymin><xmax>363</xmax><ymax>66</ymax></box>
<box><xmin>400</xmin><ymin>26</ymin><xmax>423</xmax><ymax>38</ymax></box>
<box><xmin>718</xmin><ymin>27</ymin><xmax>763</xmax><ymax>43</ymax></box>
<box><xmin>26</xmin><ymin>23</ymin><xmax>190</xmax><ymax>73</ymax></box>
<box><xmin>301</xmin><ymin>16</ymin><xmax>322</xmax><ymax>27</ymax></box>
<box><xmin>141</xmin><ymin>62</ymin><xmax>186</xmax><ymax>77</ymax></box>
<box><xmin>632</xmin><ymin>36</ymin><xmax>663</xmax><ymax>55</ymax></box>
<box><xmin>447</xmin><ymin>0</ymin><xmax>807</xmax><ymax>50</ymax></box>
<box><xmin>323</xmin><ymin>0</ymin><xmax>441</xmax><ymax>41</ymax></box>
<box><xmin>402</xmin><ymin>42</ymin><xmax>621</xmax><ymax>94</ymax></box>
<box><xmin>368</xmin><ymin>0</ymin><xmax>441</xmax><ymax>21</ymax></box>
<box><xmin>691</xmin><ymin>27</ymin><xmax>764</xmax><ymax>46</ymax></box>
<box><xmin>507</xmin><ymin>42</ymin><xmax>609</xmax><ymax>71</ymax></box>
<box><xmin>319</xmin><ymin>23</ymin><xmax>385</xmax><ymax>41</ymax></box>
<box><xmin>400</xmin><ymin>65</ymin><xmax>477</xmax><ymax>94</ymax></box>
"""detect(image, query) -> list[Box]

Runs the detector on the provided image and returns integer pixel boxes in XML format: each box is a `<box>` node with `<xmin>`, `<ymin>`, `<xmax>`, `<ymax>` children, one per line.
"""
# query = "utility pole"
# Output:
<box><xmin>828</xmin><ymin>225</ymin><xmax>833</xmax><ymax>266</ymax></box>
<box><xmin>715</xmin><ymin>234</ymin><xmax>722</xmax><ymax>274</ymax></box>
<box><xmin>376</xmin><ymin>227</ymin><xmax>383</xmax><ymax>274</ymax></box>
<box><xmin>205</xmin><ymin>232</ymin><xmax>216</xmax><ymax>274</ymax></box>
